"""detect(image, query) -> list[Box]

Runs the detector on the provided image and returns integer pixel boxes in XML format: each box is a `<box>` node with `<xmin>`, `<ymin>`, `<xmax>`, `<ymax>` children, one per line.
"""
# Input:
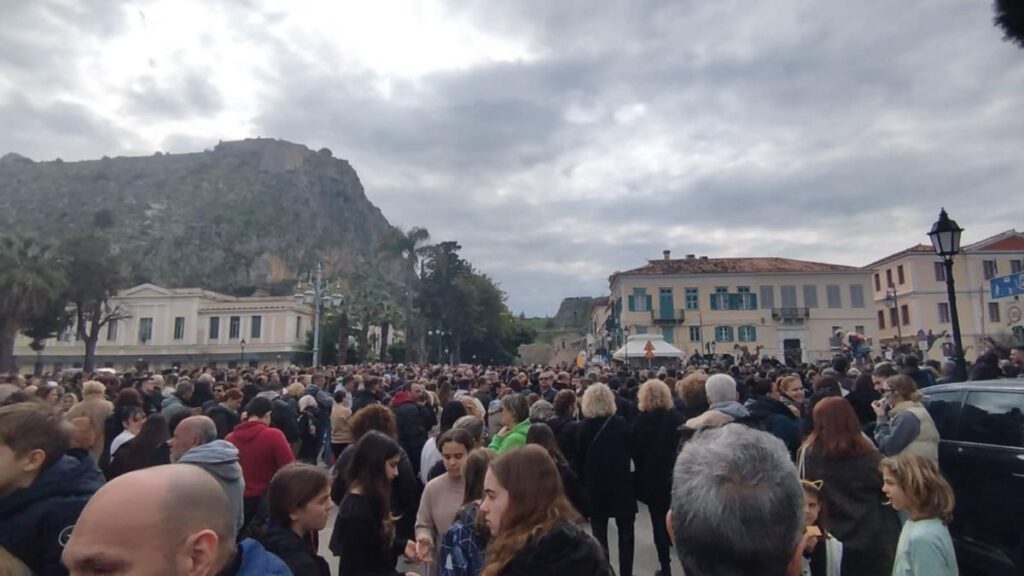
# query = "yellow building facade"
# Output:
<box><xmin>609</xmin><ymin>253</ymin><xmax>877</xmax><ymax>365</ymax></box>
<box><xmin>868</xmin><ymin>230</ymin><xmax>1024</xmax><ymax>362</ymax></box>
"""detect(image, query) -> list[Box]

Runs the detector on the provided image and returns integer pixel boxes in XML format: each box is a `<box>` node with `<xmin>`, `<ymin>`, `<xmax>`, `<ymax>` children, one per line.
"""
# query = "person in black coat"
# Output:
<box><xmin>577</xmin><ymin>384</ymin><xmax>636</xmax><ymax>576</ymax></box>
<box><xmin>388</xmin><ymin>388</ymin><xmax>430</xmax><ymax>476</ymax></box>
<box><xmin>630</xmin><ymin>380</ymin><xmax>684</xmax><ymax>576</ymax></box>
<box><xmin>257</xmin><ymin>463</ymin><xmax>332</xmax><ymax>576</ymax></box>
<box><xmin>296</xmin><ymin>397</ymin><xmax>324</xmax><ymax>464</ymax></box>
<box><xmin>526</xmin><ymin>423</ymin><xmax>589</xmax><ymax>518</ymax></box>
<box><xmin>547</xmin><ymin>389</ymin><xmax>582</xmax><ymax>472</ymax></box>
<box><xmin>330</xmin><ymin>405</ymin><xmax>422</xmax><ymax>546</ymax></box>
<box><xmin>205</xmin><ymin>389</ymin><xmax>243</xmax><ymax>439</ymax></box>
<box><xmin>743</xmin><ymin>378</ymin><xmax>802</xmax><ymax>455</ymax></box>
<box><xmin>351</xmin><ymin>376</ymin><xmax>384</xmax><ymax>414</ymax></box>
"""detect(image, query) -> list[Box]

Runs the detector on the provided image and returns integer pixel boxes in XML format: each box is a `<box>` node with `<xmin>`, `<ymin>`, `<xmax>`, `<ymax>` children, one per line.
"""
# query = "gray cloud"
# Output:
<box><xmin>1</xmin><ymin>0</ymin><xmax>1022</xmax><ymax>315</ymax></box>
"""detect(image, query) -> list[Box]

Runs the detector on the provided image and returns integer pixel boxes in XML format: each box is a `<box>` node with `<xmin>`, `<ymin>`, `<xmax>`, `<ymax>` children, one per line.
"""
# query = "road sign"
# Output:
<box><xmin>990</xmin><ymin>273</ymin><xmax>1024</xmax><ymax>300</ymax></box>
<box><xmin>643</xmin><ymin>340</ymin><xmax>655</xmax><ymax>360</ymax></box>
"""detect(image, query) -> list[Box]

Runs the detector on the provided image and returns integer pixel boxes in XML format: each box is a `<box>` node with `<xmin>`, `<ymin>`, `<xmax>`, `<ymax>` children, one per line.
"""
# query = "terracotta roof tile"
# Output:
<box><xmin>615</xmin><ymin>257</ymin><xmax>861</xmax><ymax>278</ymax></box>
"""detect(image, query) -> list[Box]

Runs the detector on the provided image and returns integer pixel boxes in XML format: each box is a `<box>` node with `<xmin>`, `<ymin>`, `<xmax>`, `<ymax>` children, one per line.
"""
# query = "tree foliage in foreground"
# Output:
<box><xmin>995</xmin><ymin>0</ymin><xmax>1024</xmax><ymax>48</ymax></box>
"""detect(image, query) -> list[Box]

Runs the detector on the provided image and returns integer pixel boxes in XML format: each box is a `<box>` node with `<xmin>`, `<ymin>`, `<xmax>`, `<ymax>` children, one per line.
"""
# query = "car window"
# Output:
<box><xmin>923</xmin><ymin>391</ymin><xmax>962</xmax><ymax>440</ymax></box>
<box><xmin>959</xmin><ymin>391</ymin><xmax>1024</xmax><ymax>448</ymax></box>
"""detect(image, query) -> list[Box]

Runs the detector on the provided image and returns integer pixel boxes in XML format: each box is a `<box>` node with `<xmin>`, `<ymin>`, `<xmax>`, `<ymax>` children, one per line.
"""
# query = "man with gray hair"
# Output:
<box><xmin>170</xmin><ymin>415</ymin><xmax>246</xmax><ymax>536</ymax></box>
<box><xmin>669</xmin><ymin>424</ymin><xmax>806</xmax><ymax>576</ymax></box>
<box><xmin>162</xmin><ymin>379</ymin><xmax>195</xmax><ymax>418</ymax></box>
<box><xmin>683</xmin><ymin>373</ymin><xmax>749</xmax><ymax>431</ymax></box>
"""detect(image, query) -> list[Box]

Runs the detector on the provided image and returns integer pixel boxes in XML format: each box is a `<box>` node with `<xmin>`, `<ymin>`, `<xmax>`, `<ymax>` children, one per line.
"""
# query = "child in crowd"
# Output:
<box><xmin>800</xmin><ymin>479</ymin><xmax>843</xmax><ymax>576</ymax></box>
<box><xmin>879</xmin><ymin>454</ymin><xmax>958</xmax><ymax>576</ymax></box>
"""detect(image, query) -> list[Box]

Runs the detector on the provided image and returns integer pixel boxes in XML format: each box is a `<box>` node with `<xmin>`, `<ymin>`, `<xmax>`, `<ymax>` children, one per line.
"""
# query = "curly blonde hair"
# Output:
<box><xmin>581</xmin><ymin>383</ymin><xmax>616</xmax><ymax>419</ymax></box>
<box><xmin>637</xmin><ymin>379</ymin><xmax>674</xmax><ymax>412</ymax></box>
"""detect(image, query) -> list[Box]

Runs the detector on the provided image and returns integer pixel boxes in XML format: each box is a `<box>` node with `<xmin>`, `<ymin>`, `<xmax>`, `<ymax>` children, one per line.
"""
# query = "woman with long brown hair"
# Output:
<box><xmin>257</xmin><ymin>463</ymin><xmax>333</xmax><ymax>576</ymax></box>
<box><xmin>331</xmin><ymin>403</ymin><xmax>421</xmax><ymax>546</ymax></box>
<box><xmin>478</xmin><ymin>445</ymin><xmax>611</xmax><ymax>576</ymax></box>
<box><xmin>333</xmin><ymin>431</ymin><xmax>425</xmax><ymax>576</ymax></box>
<box><xmin>798</xmin><ymin>397</ymin><xmax>900</xmax><ymax>576</ymax></box>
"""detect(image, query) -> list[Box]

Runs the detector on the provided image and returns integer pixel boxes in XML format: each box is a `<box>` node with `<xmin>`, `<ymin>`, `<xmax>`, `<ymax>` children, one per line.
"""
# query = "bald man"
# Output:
<box><xmin>171</xmin><ymin>416</ymin><xmax>246</xmax><ymax>536</ymax></box>
<box><xmin>63</xmin><ymin>465</ymin><xmax>290</xmax><ymax>576</ymax></box>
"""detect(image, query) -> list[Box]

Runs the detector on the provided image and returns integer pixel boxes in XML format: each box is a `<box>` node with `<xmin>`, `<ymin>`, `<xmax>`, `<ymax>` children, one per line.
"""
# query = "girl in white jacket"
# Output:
<box><xmin>801</xmin><ymin>480</ymin><xmax>843</xmax><ymax>576</ymax></box>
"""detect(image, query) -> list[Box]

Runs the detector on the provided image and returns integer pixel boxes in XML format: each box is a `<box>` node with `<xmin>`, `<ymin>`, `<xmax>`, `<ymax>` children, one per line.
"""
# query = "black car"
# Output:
<box><xmin>921</xmin><ymin>379</ymin><xmax>1024</xmax><ymax>576</ymax></box>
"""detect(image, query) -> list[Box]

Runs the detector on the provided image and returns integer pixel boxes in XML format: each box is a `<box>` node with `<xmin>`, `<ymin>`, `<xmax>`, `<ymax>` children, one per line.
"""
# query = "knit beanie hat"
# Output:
<box><xmin>705</xmin><ymin>374</ymin><xmax>738</xmax><ymax>404</ymax></box>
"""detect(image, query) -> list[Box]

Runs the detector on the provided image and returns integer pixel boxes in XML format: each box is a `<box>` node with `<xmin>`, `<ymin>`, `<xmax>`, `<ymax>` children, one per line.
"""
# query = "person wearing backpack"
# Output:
<box><xmin>743</xmin><ymin>378</ymin><xmax>801</xmax><ymax>455</ymax></box>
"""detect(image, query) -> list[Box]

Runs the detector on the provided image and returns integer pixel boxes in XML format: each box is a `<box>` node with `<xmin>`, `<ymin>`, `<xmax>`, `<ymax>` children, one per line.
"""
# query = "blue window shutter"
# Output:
<box><xmin>627</xmin><ymin>295</ymin><xmax>635</xmax><ymax>311</ymax></box>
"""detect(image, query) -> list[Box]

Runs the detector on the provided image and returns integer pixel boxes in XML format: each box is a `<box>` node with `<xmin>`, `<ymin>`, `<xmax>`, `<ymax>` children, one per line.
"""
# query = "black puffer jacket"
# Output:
<box><xmin>500</xmin><ymin>521</ymin><xmax>613</xmax><ymax>576</ymax></box>
<box><xmin>256</xmin><ymin>522</ymin><xmax>330</xmax><ymax>576</ymax></box>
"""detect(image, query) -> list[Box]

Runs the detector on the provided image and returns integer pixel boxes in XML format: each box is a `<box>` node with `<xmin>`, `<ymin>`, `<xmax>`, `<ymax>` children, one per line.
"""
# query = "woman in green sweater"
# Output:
<box><xmin>880</xmin><ymin>454</ymin><xmax>958</xmax><ymax>576</ymax></box>
<box><xmin>488</xmin><ymin>394</ymin><xmax>530</xmax><ymax>454</ymax></box>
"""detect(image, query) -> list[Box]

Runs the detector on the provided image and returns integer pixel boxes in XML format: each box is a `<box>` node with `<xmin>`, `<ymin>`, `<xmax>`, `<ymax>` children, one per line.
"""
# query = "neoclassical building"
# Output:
<box><xmin>608</xmin><ymin>251</ymin><xmax>877</xmax><ymax>365</ymax></box>
<box><xmin>868</xmin><ymin>229</ymin><xmax>1024</xmax><ymax>361</ymax></box>
<box><xmin>14</xmin><ymin>284</ymin><xmax>314</xmax><ymax>372</ymax></box>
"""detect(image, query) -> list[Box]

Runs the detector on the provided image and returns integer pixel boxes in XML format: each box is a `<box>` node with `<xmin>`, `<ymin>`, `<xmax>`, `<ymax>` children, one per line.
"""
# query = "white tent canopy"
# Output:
<box><xmin>612</xmin><ymin>334</ymin><xmax>685</xmax><ymax>361</ymax></box>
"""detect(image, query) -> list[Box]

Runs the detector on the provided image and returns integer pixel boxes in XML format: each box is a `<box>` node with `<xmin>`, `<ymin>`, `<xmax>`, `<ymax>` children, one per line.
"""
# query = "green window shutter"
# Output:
<box><xmin>627</xmin><ymin>295</ymin><xmax>636</xmax><ymax>311</ymax></box>
<box><xmin>646</xmin><ymin>295</ymin><xmax>653</xmax><ymax>310</ymax></box>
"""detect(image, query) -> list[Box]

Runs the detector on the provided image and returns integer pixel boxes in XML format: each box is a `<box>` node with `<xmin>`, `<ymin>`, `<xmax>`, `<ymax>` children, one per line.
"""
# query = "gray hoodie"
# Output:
<box><xmin>179</xmin><ymin>440</ymin><xmax>246</xmax><ymax>536</ymax></box>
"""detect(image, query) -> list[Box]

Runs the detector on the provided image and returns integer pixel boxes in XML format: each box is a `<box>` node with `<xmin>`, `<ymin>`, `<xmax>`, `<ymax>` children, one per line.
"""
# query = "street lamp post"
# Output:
<box><xmin>884</xmin><ymin>284</ymin><xmax>903</xmax><ymax>350</ymax></box>
<box><xmin>929</xmin><ymin>208</ymin><xmax>967</xmax><ymax>382</ymax></box>
<box><xmin>240</xmin><ymin>338</ymin><xmax>246</xmax><ymax>366</ymax></box>
<box><xmin>622</xmin><ymin>326</ymin><xmax>630</xmax><ymax>367</ymax></box>
<box><xmin>427</xmin><ymin>328</ymin><xmax>450</xmax><ymax>364</ymax></box>
<box><xmin>294</xmin><ymin>263</ymin><xmax>345</xmax><ymax>368</ymax></box>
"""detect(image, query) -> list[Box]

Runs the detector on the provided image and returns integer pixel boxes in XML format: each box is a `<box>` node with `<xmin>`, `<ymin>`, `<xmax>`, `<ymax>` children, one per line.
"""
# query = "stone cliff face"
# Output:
<box><xmin>0</xmin><ymin>138</ymin><xmax>408</xmax><ymax>294</ymax></box>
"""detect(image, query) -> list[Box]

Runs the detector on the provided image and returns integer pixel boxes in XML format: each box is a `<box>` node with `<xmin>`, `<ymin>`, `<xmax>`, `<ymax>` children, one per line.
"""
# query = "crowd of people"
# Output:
<box><xmin>1</xmin><ymin>343</ymin><xmax>1021</xmax><ymax>576</ymax></box>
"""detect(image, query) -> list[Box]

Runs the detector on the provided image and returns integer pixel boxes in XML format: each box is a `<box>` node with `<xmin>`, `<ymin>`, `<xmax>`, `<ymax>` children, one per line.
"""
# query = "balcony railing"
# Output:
<box><xmin>651</xmin><ymin>308</ymin><xmax>686</xmax><ymax>325</ymax></box>
<box><xmin>771</xmin><ymin>307</ymin><xmax>810</xmax><ymax>321</ymax></box>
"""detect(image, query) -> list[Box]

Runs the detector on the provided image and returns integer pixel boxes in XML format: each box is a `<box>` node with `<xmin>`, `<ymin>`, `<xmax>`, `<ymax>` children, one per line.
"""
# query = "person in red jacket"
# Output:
<box><xmin>227</xmin><ymin>397</ymin><xmax>294</xmax><ymax>529</ymax></box>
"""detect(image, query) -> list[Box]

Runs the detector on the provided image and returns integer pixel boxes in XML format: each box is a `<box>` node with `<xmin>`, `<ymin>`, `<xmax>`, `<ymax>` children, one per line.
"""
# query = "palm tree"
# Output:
<box><xmin>380</xmin><ymin>227</ymin><xmax>431</xmax><ymax>362</ymax></box>
<box><xmin>0</xmin><ymin>236</ymin><xmax>67</xmax><ymax>373</ymax></box>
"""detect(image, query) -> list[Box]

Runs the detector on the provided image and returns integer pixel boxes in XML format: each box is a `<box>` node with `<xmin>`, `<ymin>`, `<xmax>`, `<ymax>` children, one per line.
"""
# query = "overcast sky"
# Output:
<box><xmin>2</xmin><ymin>1</ymin><xmax>1023</xmax><ymax>315</ymax></box>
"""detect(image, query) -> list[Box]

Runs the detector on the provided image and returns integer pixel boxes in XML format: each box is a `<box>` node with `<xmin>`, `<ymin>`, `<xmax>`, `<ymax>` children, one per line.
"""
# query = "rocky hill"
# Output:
<box><xmin>552</xmin><ymin>296</ymin><xmax>603</xmax><ymax>329</ymax></box>
<box><xmin>0</xmin><ymin>138</ymin><xmax>408</xmax><ymax>294</ymax></box>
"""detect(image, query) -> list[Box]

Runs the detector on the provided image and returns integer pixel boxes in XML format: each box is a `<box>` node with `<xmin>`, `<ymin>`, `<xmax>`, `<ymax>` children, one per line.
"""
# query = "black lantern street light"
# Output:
<box><xmin>240</xmin><ymin>338</ymin><xmax>246</xmax><ymax>366</ymax></box>
<box><xmin>928</xmin><ymin>208</ymin><xmax>966</xmax><ymax>382</ymax></box>
<box><xmin>884</xmin><ymin>284</ymin><xmax>903</xmax><ymax>350</ymax></box>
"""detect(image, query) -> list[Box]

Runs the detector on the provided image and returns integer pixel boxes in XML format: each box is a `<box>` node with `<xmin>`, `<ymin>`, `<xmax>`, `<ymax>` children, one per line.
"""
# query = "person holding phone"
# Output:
<box><xmin>872</xmin><ymin>375</ymin><xmax>939</xmax><ymax>461</ymax></box>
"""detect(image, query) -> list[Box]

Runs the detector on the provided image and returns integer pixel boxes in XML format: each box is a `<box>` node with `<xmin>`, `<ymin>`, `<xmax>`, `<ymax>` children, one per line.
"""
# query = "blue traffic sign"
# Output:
<box><xmin>990</xmin><ymin>273</ymin><xmax>1024</xmax><ymax>300</ymax></box>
